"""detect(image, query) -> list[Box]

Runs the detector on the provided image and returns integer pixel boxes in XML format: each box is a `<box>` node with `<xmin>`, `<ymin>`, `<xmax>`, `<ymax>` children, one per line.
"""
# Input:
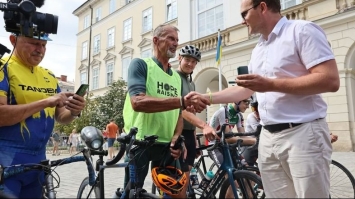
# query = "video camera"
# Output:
<box><xmin>0</xmin><ymin>0</ymin><xmax>58</xmax><ymax>58</ymax></box>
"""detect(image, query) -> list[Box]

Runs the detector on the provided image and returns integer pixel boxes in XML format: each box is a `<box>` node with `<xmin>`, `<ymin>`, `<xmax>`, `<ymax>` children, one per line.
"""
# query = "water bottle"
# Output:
<box><xmin>198</xmin><ymin>171</ymin><xmax>215</xmax><ymax>190</ymax></box>
<box><xmin>190</xmin><ymin>168</ymin><xmax>199</xmax><ymax>189</ymax></box>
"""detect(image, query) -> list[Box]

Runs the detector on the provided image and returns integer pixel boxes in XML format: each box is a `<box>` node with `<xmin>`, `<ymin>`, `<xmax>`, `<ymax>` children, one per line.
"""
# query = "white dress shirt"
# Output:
<box><xmin>245</xmin><ymin>112</ymin><xmax>260</xmax><ymax>133</ymax></box>
<box><xmin>248</xmin><ymin>17</ymin><xmax>334</xmax><ymax>125</ymax></box>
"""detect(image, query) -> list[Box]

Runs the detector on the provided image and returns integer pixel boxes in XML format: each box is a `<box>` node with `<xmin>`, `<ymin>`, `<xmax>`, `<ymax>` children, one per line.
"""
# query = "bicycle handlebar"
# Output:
<box><xmin>108</xmin><ymin>127</ymin><xmax>186</xmax><ymax>167</ymax></box>
<box><xmin>206</xmin><ymin>124</ymin><xmax>262</xmax><ymax>151</ymax></box>
<box><xmin>106</xmin><ymin>127</ymin><xmax>161</xmax><ymax>166</ymax></box>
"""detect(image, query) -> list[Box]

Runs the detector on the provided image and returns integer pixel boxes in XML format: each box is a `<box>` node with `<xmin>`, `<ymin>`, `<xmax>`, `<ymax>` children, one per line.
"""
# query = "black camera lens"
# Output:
<box><xmin>33</xmin><ymin>12</ymin><xmax>58</xmax><ymax>34</ymax></box>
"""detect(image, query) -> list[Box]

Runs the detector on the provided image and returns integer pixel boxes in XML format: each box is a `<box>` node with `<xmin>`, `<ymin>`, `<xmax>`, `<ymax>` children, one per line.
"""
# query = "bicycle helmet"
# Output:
<box><xmin>179</xmin><ymin>45</ymin><xmax>201</xmax><ymax>62</ymax></box>
<box><xmin>151</xmin><ymin>166</ymin><xmax>187</xmax><ymax>196</ymax></box>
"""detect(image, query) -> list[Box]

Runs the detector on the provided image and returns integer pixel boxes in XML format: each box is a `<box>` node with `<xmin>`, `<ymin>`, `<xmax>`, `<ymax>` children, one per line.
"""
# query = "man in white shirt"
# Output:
<box><xmin>186</xmin><ymin>0</ymin><xmax>339</xmax><ymax>197</ymax></box>
<box><xmin>245</xmin><ymin>100</ymin><xmax>260</xmax><ymax>133</ymax></box>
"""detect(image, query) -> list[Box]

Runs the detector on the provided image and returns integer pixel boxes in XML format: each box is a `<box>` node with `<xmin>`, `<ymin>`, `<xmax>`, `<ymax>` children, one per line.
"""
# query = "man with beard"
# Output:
<box><xmin>120</xmin><ymin>24</ymin><xmax>209</xmax><ymax>198</ymax></box>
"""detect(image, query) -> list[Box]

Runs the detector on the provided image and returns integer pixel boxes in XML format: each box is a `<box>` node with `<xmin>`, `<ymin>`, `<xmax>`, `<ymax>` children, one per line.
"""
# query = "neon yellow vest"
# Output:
<box><xmin>123</xmin><ymin>58</ymin><xmax>181</xmax><ymax>143</ymax></box>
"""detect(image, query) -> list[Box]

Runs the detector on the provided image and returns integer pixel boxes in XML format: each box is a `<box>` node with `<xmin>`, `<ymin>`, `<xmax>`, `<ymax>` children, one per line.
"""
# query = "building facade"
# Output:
<box><xmin>73</xmin><ymin>0</ymin><xmax>355</xmax><ymax>151</ymax></box>
<box><xmin>57</xmin><ymin>75</ymin><xmax>75</xmax><ymax>93</ymax></box>
<box><xmin>73</xmin><ymin>0</ymin><xmax>179</xmax><ymax>97</ymax></box>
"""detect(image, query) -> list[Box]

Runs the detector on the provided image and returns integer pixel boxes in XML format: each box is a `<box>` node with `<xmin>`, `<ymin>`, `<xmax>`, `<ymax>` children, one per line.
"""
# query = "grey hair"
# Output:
<box><xmin>153</xmin><ymin>24</ymin><xmax>179</xmax><ymax>38</ymax></box>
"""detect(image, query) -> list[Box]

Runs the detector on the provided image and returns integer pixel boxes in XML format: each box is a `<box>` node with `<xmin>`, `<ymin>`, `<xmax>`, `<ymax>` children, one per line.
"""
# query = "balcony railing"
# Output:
<box><xmin>180</xmin><ymin>0</ymin><xmax>353</xmax><ymax>53</ymax></box>
<box><xmin>190</xmin><ymin>30</ymin><xmax>230</xmax><ymax>52</ymax></box>
<box><xmin>337</xmin><ymin>0</ymin><xmax>355</xmax><ymax>12</ymax></box>
<box><xmin>280</xmin><ymin>0</ymin><xmax>322</xmax><ymax>20</ymax></box>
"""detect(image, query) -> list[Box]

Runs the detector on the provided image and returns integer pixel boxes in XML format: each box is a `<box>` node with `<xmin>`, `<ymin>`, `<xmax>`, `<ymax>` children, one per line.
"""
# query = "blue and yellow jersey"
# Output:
<box><xmin>0</xmin><ymin>56</ymin><xmax>61</xmax><ymax>155</ymax></box>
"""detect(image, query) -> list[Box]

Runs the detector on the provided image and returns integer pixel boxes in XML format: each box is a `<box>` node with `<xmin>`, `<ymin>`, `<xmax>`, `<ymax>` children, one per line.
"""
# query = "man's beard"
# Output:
<box><xmin>167</xmin><ymin>50</ymin><xmax>176</xmax><ymax>58</ymax></box>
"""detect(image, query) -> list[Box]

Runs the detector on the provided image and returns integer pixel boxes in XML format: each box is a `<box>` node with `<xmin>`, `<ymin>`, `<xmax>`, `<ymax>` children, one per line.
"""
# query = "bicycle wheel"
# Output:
<box><xmin>330</xmin><ymin>160</ymin><xmax>355</xmax><ymax>198</ymax></box>
<box><xmin>77</xmin><ymin>177</ymin><xmax>100</xmax><ymax>199</ymax></box>
<box><xmin>219</xmin><ymin>170</ymin><xmax>265</xmax><ymax>199</ymax></box>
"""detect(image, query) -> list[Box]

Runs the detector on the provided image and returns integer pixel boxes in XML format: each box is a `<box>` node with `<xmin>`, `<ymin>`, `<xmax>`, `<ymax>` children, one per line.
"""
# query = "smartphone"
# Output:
<box><xmin>75</xmin><ymin>84</ymin><xmax>89</xmax><ymax>96</ymax></box>
<box><xmin>237</xmin><ymin>66</ymin><xmax>249</xmax><ymax>75</ymax></box>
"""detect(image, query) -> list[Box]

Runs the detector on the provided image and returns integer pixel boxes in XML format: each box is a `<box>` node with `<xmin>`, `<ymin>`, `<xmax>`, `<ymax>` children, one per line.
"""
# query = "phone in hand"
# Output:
<box><xmin>75</xmin><ymin>84</ymin><xmax>89</xmax><ymax>96</ymax></box>
<box><xmin>237</xmin><ymin>66</ymin><xmax>249</xmax><ymax>75</ymax></box>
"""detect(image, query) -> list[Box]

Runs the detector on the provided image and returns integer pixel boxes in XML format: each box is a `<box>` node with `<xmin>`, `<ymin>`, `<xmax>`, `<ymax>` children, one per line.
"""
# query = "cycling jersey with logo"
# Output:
<box><xmin>0</xmin><ymin>56</ymin><xmax>61</xmax><ymax>155</ymax></box>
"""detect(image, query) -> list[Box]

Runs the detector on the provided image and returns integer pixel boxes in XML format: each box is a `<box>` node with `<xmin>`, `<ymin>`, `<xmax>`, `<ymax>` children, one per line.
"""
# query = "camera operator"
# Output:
<box><xmin>0</xmin><ymin>32</ymin><xmax>86</xmax><ymax>198</ymax></box>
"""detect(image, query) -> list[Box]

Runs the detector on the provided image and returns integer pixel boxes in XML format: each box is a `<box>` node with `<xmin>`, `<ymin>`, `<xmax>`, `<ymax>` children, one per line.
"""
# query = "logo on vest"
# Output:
<box><xmin>157</xmin><ymin>81</ymin><xmax>178</xmax><ymax>97</ymax></box>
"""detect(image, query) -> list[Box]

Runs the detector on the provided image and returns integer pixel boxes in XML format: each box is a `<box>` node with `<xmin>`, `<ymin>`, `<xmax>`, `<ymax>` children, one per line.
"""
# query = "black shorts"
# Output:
<box><xmin>179</xmin><ymin>129</ymin><xmax>196</xmax><ymax>171</ymax></box>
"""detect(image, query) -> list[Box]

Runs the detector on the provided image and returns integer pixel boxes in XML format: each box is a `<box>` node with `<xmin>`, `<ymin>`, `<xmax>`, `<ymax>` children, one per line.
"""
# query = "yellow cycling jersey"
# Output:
<box><xmin>0</xmin><ymin>55</ymin><xmax>61</xmax><ymax>154</ymax></box>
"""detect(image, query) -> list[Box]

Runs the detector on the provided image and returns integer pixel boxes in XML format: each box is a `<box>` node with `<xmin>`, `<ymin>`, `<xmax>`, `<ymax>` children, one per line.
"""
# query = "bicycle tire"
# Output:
<box><xmin>330</xmin><ymin>160</ymin><xmax>355</xmax><ymax>198</ymax></box>
<box><xmin>219</xmin><ymin>170</ymin><xmax>265</xmax><ymax>199</ymax></box>
<box><xmin>77</xmin><ymin>177</ymin><xmax>100</xmax><ymax>199</ymax></box>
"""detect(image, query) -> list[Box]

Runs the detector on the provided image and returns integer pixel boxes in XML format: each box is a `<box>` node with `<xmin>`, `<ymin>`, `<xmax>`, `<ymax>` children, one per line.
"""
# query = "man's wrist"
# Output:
<box><xmin>181</xmin><ymin>96</ymin><xmax>186</xmax><ymax>109</ymax></box>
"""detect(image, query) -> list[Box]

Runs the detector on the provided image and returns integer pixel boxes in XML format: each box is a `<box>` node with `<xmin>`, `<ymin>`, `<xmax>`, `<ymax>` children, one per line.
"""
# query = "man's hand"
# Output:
<box><xmin>236</xmin><ymin>74</ymin><xmax>273</xmax><ymax>92</ymax></box>
<box><xmin>46</xmin><ymin>92</ymin><xmax>73</xmax><ymax>108</ymax></box>
<box><xmin>330</xmin><ymin>133</ymin><xmax>338</xmax><ymax>143</ymax></box>
<box><xmin>170</xmin><ymin>135</ymin><xmax>186</xmax><ymax>159</ymax></box>
<box><xmin>203</xmin><ymin>124</ymin><xmax>218</xmax><ymax>142</ymax></box>
<box><xmin>184</xmin><ymin>91</ymin><xmax>210</xmax><ymax>113</ymax></box>
<box><xmin>64</xmin><ymin>94</ymin><xmax>86</xmax><ymax>116</ymax></box>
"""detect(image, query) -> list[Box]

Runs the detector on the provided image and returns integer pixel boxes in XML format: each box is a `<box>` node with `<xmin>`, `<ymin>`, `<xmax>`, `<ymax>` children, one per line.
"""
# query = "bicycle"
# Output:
<box><xmin>154</xmin><ymin>124</ymin><xmax>264</xmax><ymax>199</ymax></box>
<box><xmin>0</xmin><ymin>149</ymin><xmax>96</xmax><ymax>199</ymax></box>
<box><xmin>0</xmin><ymin>126</ymin><xmax>112</xmax><ymax>199</ymax></box>
<box><xmin>78</xmin><ymin>127</ymin><xmax>178</xmax><ymax>199</ymax></box>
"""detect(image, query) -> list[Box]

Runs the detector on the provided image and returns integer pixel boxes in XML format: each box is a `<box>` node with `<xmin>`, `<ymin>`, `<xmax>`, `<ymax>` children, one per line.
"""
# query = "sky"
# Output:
<box><xmin>0</xmin><ymin>0</ymin><xmax>86</xmax><ymax>82</ymax></box>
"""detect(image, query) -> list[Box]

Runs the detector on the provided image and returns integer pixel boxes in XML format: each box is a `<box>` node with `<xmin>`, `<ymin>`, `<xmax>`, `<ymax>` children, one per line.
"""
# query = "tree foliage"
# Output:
<box><xmin>55</xmin><ymin>79</ymin><xmax>127</xmax><ymax>134</ymax></box>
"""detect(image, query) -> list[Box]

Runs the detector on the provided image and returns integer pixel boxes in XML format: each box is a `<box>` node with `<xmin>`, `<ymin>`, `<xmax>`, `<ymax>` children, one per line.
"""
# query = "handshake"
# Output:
<box><xmin>182</xmin><ymin>92</ymin><xmax>211</xmax><ymax>113</ymax></box>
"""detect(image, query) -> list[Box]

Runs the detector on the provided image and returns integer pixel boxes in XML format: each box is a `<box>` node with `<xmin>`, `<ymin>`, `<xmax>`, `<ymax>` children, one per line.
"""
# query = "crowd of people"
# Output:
<box><xmin>0</xmin><ymin>0</ymin><xmax>342</xmax><ymax>198</ymax></box>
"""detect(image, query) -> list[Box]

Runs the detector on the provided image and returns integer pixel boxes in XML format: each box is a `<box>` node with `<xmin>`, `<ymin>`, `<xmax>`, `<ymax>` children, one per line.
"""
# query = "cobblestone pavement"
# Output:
<box><xmin>47</xmin><ymin>151</ymin><xmax>355</xmax><ymax>198</ymax></box>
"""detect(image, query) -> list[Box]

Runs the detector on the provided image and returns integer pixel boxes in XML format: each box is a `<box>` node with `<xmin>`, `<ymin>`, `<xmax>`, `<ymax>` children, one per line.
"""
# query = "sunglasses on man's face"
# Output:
<box><xmin>241</xmin><ymin>2</ymin><xmax>261</xmax><ymax>19</ymax></box>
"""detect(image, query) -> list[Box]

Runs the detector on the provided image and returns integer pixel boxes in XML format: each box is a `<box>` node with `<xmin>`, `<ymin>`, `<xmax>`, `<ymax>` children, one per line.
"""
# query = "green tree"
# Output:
<box><xmin>93</xmin><ymin>79</ymin><xmax>127</xmax><ymax>130</ymax></box>
<box><xmin>54</xmin><ymin>79</ymin><xmax>127</xmax><ymax>133</ymax></box>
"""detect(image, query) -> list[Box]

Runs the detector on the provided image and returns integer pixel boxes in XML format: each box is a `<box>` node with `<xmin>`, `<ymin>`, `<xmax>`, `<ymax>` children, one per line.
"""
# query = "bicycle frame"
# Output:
<box><xmin>83</xmin><ymin>148</ymin><xmax>128</xmax><ymax>199</ymax></box>
<box><xmin>195</xmin><ymin>135</ymin><xmax>209</xmax><ymax>174</ymax></box>
<box><xmin>0</xmin><ymin>153</ymin><xmax>95</xmax><ymax>199</ymax></box>
<box><xmin>200</xmin><ymin>124</ymin><xmax>241</xmax><ymax>199</ymax></box>
<box><xmin>122</xmin><ymin>136</ymin><xmax>160</xmax><ymax>199</ymax></box>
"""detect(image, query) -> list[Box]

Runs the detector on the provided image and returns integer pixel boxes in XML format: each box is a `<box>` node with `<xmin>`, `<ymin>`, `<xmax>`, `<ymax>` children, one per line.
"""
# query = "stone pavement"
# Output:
<box><xmin>48</xmin><ymin>151</ymin><xmax>355</xmax><ymax>198</ymax></box>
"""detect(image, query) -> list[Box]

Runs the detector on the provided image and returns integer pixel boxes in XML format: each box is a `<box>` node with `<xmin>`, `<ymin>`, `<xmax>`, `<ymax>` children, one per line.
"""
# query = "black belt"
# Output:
<box><xmin>263</xmin><ymin>123</ymin><xmax>303</xmax><ymax>133</ymax></box>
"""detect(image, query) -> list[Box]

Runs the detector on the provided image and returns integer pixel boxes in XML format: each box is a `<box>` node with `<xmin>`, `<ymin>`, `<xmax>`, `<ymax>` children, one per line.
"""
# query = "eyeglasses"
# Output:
<box><xmin>241</xmin><ymin>2</ymin><xmax>261</xmax><ymax>20</ymax></box>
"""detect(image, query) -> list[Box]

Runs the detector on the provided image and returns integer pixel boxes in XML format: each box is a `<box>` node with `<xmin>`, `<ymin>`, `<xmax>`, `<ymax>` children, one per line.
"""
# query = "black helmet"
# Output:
<box><xmin>179</xmin><ymin>45</ymin><xmax>201</xmax><ymax>62</ymax></box>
